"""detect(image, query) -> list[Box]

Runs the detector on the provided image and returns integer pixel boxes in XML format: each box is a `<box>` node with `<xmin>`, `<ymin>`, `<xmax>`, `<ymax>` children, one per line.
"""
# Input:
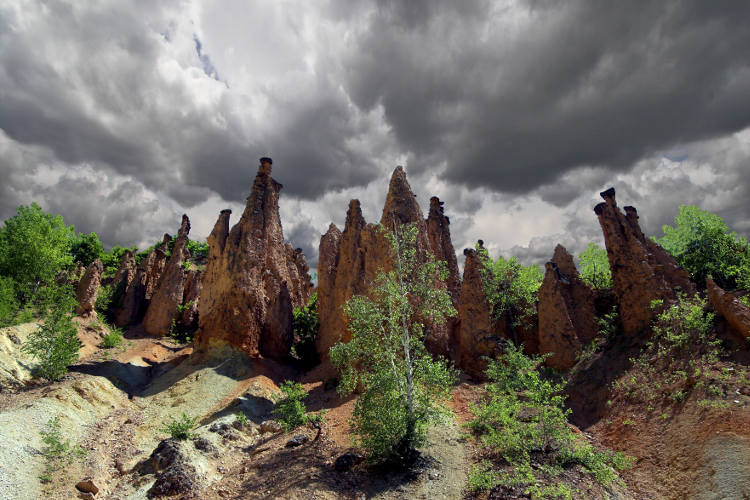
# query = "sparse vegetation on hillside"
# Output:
<box><xmin>38</xmin><ymin>416</ymin><xmax>86</xmax><ymax>483</ymax></box>
<box><xmin>475</xmin><ymin>243</ymin><xmax>543</xmax><ymax>328</ymax></box>
<box><xmin>161</xmin><ymin>412</ymin><xmax>199</xmax><ymax>440</ymax></box>
<box><xmin>331</xmin><ymin>223</ymin><xmax>457</xmax><ymax>465</ymax></box>
<box><xmin>654</xmin><ymin>205</ymin><xmax>750</xmax><ymax>290</ymax></box>
<box><xmin>468</xmin><ymin>343</ymin><xmax>631</xmax><ymax>496</ymax></box>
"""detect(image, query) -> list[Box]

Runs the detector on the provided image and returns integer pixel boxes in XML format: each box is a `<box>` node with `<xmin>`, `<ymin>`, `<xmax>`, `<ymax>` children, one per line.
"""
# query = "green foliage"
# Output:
<box><xmin>101</xmin><ymin>326</ymin><xmax>124</xmax><ymax>349</ymax></box>
<box><xmin>331</xmin><ymin>223</ymin><xmax>457</xmax><ymax>464</ymax></box>
<box><xmin>739</xmin><ymin>295</ymin><xmax>750</xmax><ymax>308</ymax></box>
<box><xmin>597</xmin><ymin>305</ymin><xmax>618</xmax><ymax>339</ymax></box>
<box><xmin>577</xmin><ymin>243</ymin><xmax>612</xmax><ymax>289</ymax></box>
<box><xmin>291</xmin><ymin>292</ymin><xmax>320</xmax><ymax>369</ymax></box>
<box><xmin>71</xmin><ymin>231</ymin><xmax>104</xmax><ymax>267</ymax></box>
<box><xmin>475</xmin><ymin>243</ymin><xmax>543</xmax><ymax>328</ymax></box>
<box><xmin>654</xmin><ymin>205</ymin><xmax>750</xmax><ymax>290</ymax></box>
<box><xmin>466</xmin><ymin>461</ymin><xmax>497</xmax><ymax>492</ymax></box>
<box><xmin>235</xmin><ymin>412</ymin><xmax>249</xmax><ymax>427</ymax></box>
<box><xmin>161</xmin><ymin>412</ymin><xmax>199</xmax><ymax>440</ymax></box>
<box><xmin>0</xmin><ymin>275</ymin><xmax>18</xmax><ymax>326</ymax></box>
<box><xmin>469</xmin><ymin>344</ymin><xmax>629</xmax><ymax>492</ymax></box>
<box><xmin>38</xmin><ymin>416</ymin><xmax>86</xmax><ymax>483</ymax></box>
<box><xmin>0</xmin><ymin>203</ymin><xmax>75</xmax><ymax>302</ymax></box>
<box><xmin>102</xmin><ymin>244</ymin><xmax>135</xmax><ymax>277</ymax></box>
<box><xmin>94</xmin><ymin>281</ymin><xmax>125</xmax><ymax>322</ymax></box>
<box><xmin>652</xmin><ymin>294</ymin><xmax>714</xmax><ymax>349</ymax></box>
<box><xmin>22</xmin><ymin>285</ymin><xmax>80</xmax><ymax>381</ymax></box>
<box><xmin>273</xmin><ymin>380</ymin><xmax>315</xmax><ymax>432</ymax></box>
<box><xmin>186</xmin><ymin>239</ymin><xmax>209</xmax><ymax>259</ymax></box>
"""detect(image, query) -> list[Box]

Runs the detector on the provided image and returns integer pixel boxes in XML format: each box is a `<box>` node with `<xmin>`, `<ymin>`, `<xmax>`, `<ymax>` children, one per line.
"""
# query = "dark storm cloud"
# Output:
<box><xmin>339</xmin><ymin>0</ymin><xmax>750</xmax><ymax>194</ymax></box>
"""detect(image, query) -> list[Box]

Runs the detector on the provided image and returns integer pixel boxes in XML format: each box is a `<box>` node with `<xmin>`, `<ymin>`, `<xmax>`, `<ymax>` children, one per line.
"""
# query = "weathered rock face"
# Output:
<box><xmin>315</xmin><ymin>167</ymin><xmax>460</xmax><ymax>361</ymax></box>
<box><xmin>426</xmin><ymin>196</ymin><xmax>461</xmax><ymax>358</ymax></box>
<box><xmin>537</xmin><ymin>245</ymin><xmax>598</xmax><ymax>370</ymax></box>
<box><xmin>595</xmin><ymin>188</ymin><xmax>695</xmax><ymax>335</ymax></box>
<box><xmin>143</xmin><ymin>215</ymin><xmax>191</xmax><ymax>336</ymax></box>
<box><xmin>75</xmin><ymin>259</ymin><xmax>104</xmax><ymax>317</ymax></box>
<box><xmin>114</xmin><ymin>237</ymin><xmax>170</xmax><ymax>327</ymax></box>
<box><xmin>707</xmin><ymin>277</ymin><xmax>750</xmax><ymax>339</ymax></box>
<box><xmin>179</xmin><ymin>269</ymin><xmax>202</xmax><ymax>329</ymax></box>
<box><xmin>457</xmin><ymin>248</ymin><xmax>499</xmax><ymax>379</ymax></box>
<box><xmin>113</xmin><ymin>249</ymin><xmax>136</xmax><ymax>289</ymax></box>
<box><xmin>195</xmin><ymin>161</ymin><xmax>313</xmax><ymax>360</ymax></box>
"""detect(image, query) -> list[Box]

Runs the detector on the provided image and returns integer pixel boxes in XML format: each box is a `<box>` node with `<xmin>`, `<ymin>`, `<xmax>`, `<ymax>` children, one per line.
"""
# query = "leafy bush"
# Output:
<box><xmin>0</xmin><ymin>203</ymin><xmax>75</xmax><ymax>302</ymax></box>
<box><xmin>597</xmin><ymin>305</ymin><xmax>618</xmax><ymax>339</ymax></box>
<box><xmin>22</xmin><ymin>285</ymin><xmax>80</xmax><ymax>381</ymax></box>
<box><xmin>475</xmin><ymin>243</ymin><xmax>543</xmax><ymax>328</ymax></box>
<box><xmin>273</xmin><ymin>381</ymin><xmax>312</xmax><ymax>432</ymax></box>
<box><xmin>94</xmin><ymin>281</ymin><xmax>125</xmax><ymax>322</ymax></box>
<box><xmin>71</xmin><ymin>231</ymin><xmax>104</xmax><ymax>267</ymax></box>
<box><xmin>186</xmin><ymin>239</ymin><xmax>209</xmax><ymax>259</ymax></box>
<box><xmin>0</xmin><ymin>275</ymin><xmax>18</xmax><ymax>327</ymax></box>
<box><xmin>331</xmin><ymin>223</ymin><xmax>456</xmax><ymax>465</ymax></box>
<box><xmin>654</xmin><ymin>205</ymin><xmax>750</xmax><ymax>290</ymax></box>
<box><xmin>101</xmin><ymin>326</ymin><xmax>123</xmax><ymax>348</ymax></box>
<box><xmin>469</xmin><ymin>343</ymin><xmax>629</xmax><ymax>493</ymax></box>
<box><xmin>235</xmin><ymin>412</ymin><xmax>249</xmax><ymax>427</ymax></box>
<box><xmin>161</xmin><ymin>412</ymin><xmax>199</xmax><ymax>440</ymax></box>
<box><xmin>291</xmin><ymin>292</ymin><xmax>319</xmax><ymax>369</ymax></box>
<box><xmin>38</xmin><ymin>416</ymin><xmax>86</xmax><ymax>483</ymax></box>
<box><xmin>651</xmin><ymin>294</ymin><xmax>714</xmax><ymax>349</ymax></box>
<box><xmin>577</xmin><ymin>243</ymin><xmax>612</xmax><ymax>289</ymax></box>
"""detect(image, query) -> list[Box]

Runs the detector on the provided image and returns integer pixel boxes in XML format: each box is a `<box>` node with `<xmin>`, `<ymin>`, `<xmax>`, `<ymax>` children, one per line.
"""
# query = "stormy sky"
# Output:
<box><xmin>1</xmin><ymin>0</ymin><xmax>749</xmax><ymax>271</ymax></box>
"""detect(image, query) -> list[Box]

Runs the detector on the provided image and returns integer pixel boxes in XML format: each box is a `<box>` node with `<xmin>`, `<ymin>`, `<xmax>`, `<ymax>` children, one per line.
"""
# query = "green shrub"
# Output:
<box><xmin>94</xmin><ymin>281</ymin><xmax>125</xmax><ymax>322</ymax></box>
<box><xmin>596</xmin><ymin>305</ymin><xmax>618</xmax><ymax>339</ymax></box>
<box><xmin>101</xmin><ymin>326</ymin><xmax>123</xmax><ymax>349</ymax></box>
<box><xmin>466</xmin><ymin>461</ymin><xmax>497</xmax><ymax>492</ymax></box>
<box><xmin>469</xmin><ymin>343</ymin><xmax>629</xmax><ymax>492</ymax></box>
<box><xmin>654</xmin><ymin>205</ymin><xmax>750</xmax><ymax>290</ymax></box>
<box><xmin>22</xmin><ymin>285</ymin><xmax>80</xmax><ymax>381</ymax></box>
<box><xmin>0</xmin><ymin>275</ymin><xmax>18</xmax><ymax>326</ymax></box>
<box><xmin>651</xmin><ymin>294</ymin><xmax>714</xmax><ymax>349</ymax></box>
<box><xmin>38</xmin><ymin>416</ymin><xmax>86</xmax><ymax>483</ymax></box>
<box><xmin>235</xmin><ymin>412</ymin><xmax>249</xmax><ymax>427</ymax></box>
<box><xmin>273</xmin><ymin>381</ymin><xmax>310</xmax><ymax>432</ymax></box>
<box><xmin>577</xmin><ymin>242</ymin><xmax>612</xmax><ymax>289</ymax></box>
<box><xmin>291</xmin><ymin>292</ymin><xmax>319</xmax><ymax>369</ymax></box>
<box><xmin>71</xmin><ymin>231</ymin><xmax>104</xmax><ymax>267</ymax></box>
<box><xmin>161</xmin><ymin>412</ymin><xmax>199</xmax><ymax>440</ymax></box>
<box><xmin>475</xmin><ymin>242</ymin><xmax>543</xmax><ymax>328</ymax></box>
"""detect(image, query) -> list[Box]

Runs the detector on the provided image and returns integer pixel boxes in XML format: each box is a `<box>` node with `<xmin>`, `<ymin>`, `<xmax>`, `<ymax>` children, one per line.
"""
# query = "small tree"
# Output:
<box><xmin>22</xmin><ymin>284</ymin><xmax>80</xmax><ymax>381</ymax></box>
<box><xmin>71</xmin><ymin>231</ymin><xmax>104</xmax><ymax>267</ymax></box>
<box><xmin>0</xmin><ymin>203</ymin><xmax>75</xmax><ymax>302</ymax></box>
<box><xmin>577</xmin><ymin>242</ymin><xmax>612</xmax><ymax>289</ymax></box>
<box><xmin>330</xmin><ymin>223</ymin><xmax>456</xmax><ymax>465</ymax></box>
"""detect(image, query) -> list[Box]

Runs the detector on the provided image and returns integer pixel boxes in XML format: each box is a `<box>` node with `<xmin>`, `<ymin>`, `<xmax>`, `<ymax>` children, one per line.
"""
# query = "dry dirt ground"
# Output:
<box><xmin>2</xmin><ymin>317</ymin><xmax>749</xmax><ymax>499</ymax></box>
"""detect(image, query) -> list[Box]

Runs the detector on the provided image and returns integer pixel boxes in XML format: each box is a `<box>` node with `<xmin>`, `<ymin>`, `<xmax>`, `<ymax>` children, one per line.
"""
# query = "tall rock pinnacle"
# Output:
<box><xmin>195</xmin><ymin>158</ymin><xmax>313</xmax><ymax>360</ymax></box>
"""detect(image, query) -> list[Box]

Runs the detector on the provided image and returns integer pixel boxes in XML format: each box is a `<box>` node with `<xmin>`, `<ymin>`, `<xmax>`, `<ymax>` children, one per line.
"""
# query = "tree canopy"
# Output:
<box><xmin>653</xmin><ymin>205</ymin><xmax>750</xmax><ymax>290</ymax></box>
<box><xmin>577</xmin><ymin>242</ymin><xmax>612</xmax><ymax>289</ymax></box>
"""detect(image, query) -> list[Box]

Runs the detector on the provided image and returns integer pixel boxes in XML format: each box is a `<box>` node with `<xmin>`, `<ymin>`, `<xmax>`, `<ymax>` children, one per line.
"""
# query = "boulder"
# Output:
<box><xmin>195</xmin><ymin>159</ymin><xmax>313</xmax><ymax>360</ymax></box>
<box><xmin>594</xmin><ymin>188</ymin><xmax>695</xmax><ymax>335</ymax></box>
<box><xmin>75</xmin><ymin>259</ymin><xmax>103</xmax><ymax>317</ymax></box>
<box><xmin>707</xmin><ymin>277</ymin><xmax>750</xmax><ymax>338</ymax></box>
<box><xmin>143</xmin><ymin>215</ymin><xmax>191</xmax><ymax>336</ymax></box>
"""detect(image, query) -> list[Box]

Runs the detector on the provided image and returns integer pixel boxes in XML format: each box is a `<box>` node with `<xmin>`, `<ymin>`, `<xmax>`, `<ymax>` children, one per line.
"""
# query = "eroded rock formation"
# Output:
<box><xmin>114</xmin><ymin>236</ymin><xmax>170</xmax><ymax>327</ymax></box>
<box><xmin>315</xmin><ymin>167</ymin><xmax>460</xmax><ymax>361</ymax></box>
<box><xmin>179</xmin><ymin>269</ymin><xmax>202</xmax><ymax>329</ymax></box>
<box><xmin>707</xmin><ymin>277</ymin><xmax>750</xmax><ymax>339</ymax></box>
<box><xmin>75</xmin><ymin>259</ymin><xmax>104</xmax><ymax>317</ymax></box>
<box><xmin>143</xmin><ymin>215</ymin><xmax>191</xmax><ymax>336</ymax></box>
<box><xmin>457</xmin><ymin>247</ymin><xmax>499</xmax><ymax>379</ymax></box>
<box><xmin>595</xmin><ymin>188</ymin><xmax>695</xmax><ymax>335</ymax></box>
<box><xmin>537</xmin><ymin>245</ymin><xmax>598</xmax><ymax>370</ymax></box>
<box><xmin>195</xmin><ymin>159</ymin><xmax>313</xmax><ymax>360</ymax></box>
